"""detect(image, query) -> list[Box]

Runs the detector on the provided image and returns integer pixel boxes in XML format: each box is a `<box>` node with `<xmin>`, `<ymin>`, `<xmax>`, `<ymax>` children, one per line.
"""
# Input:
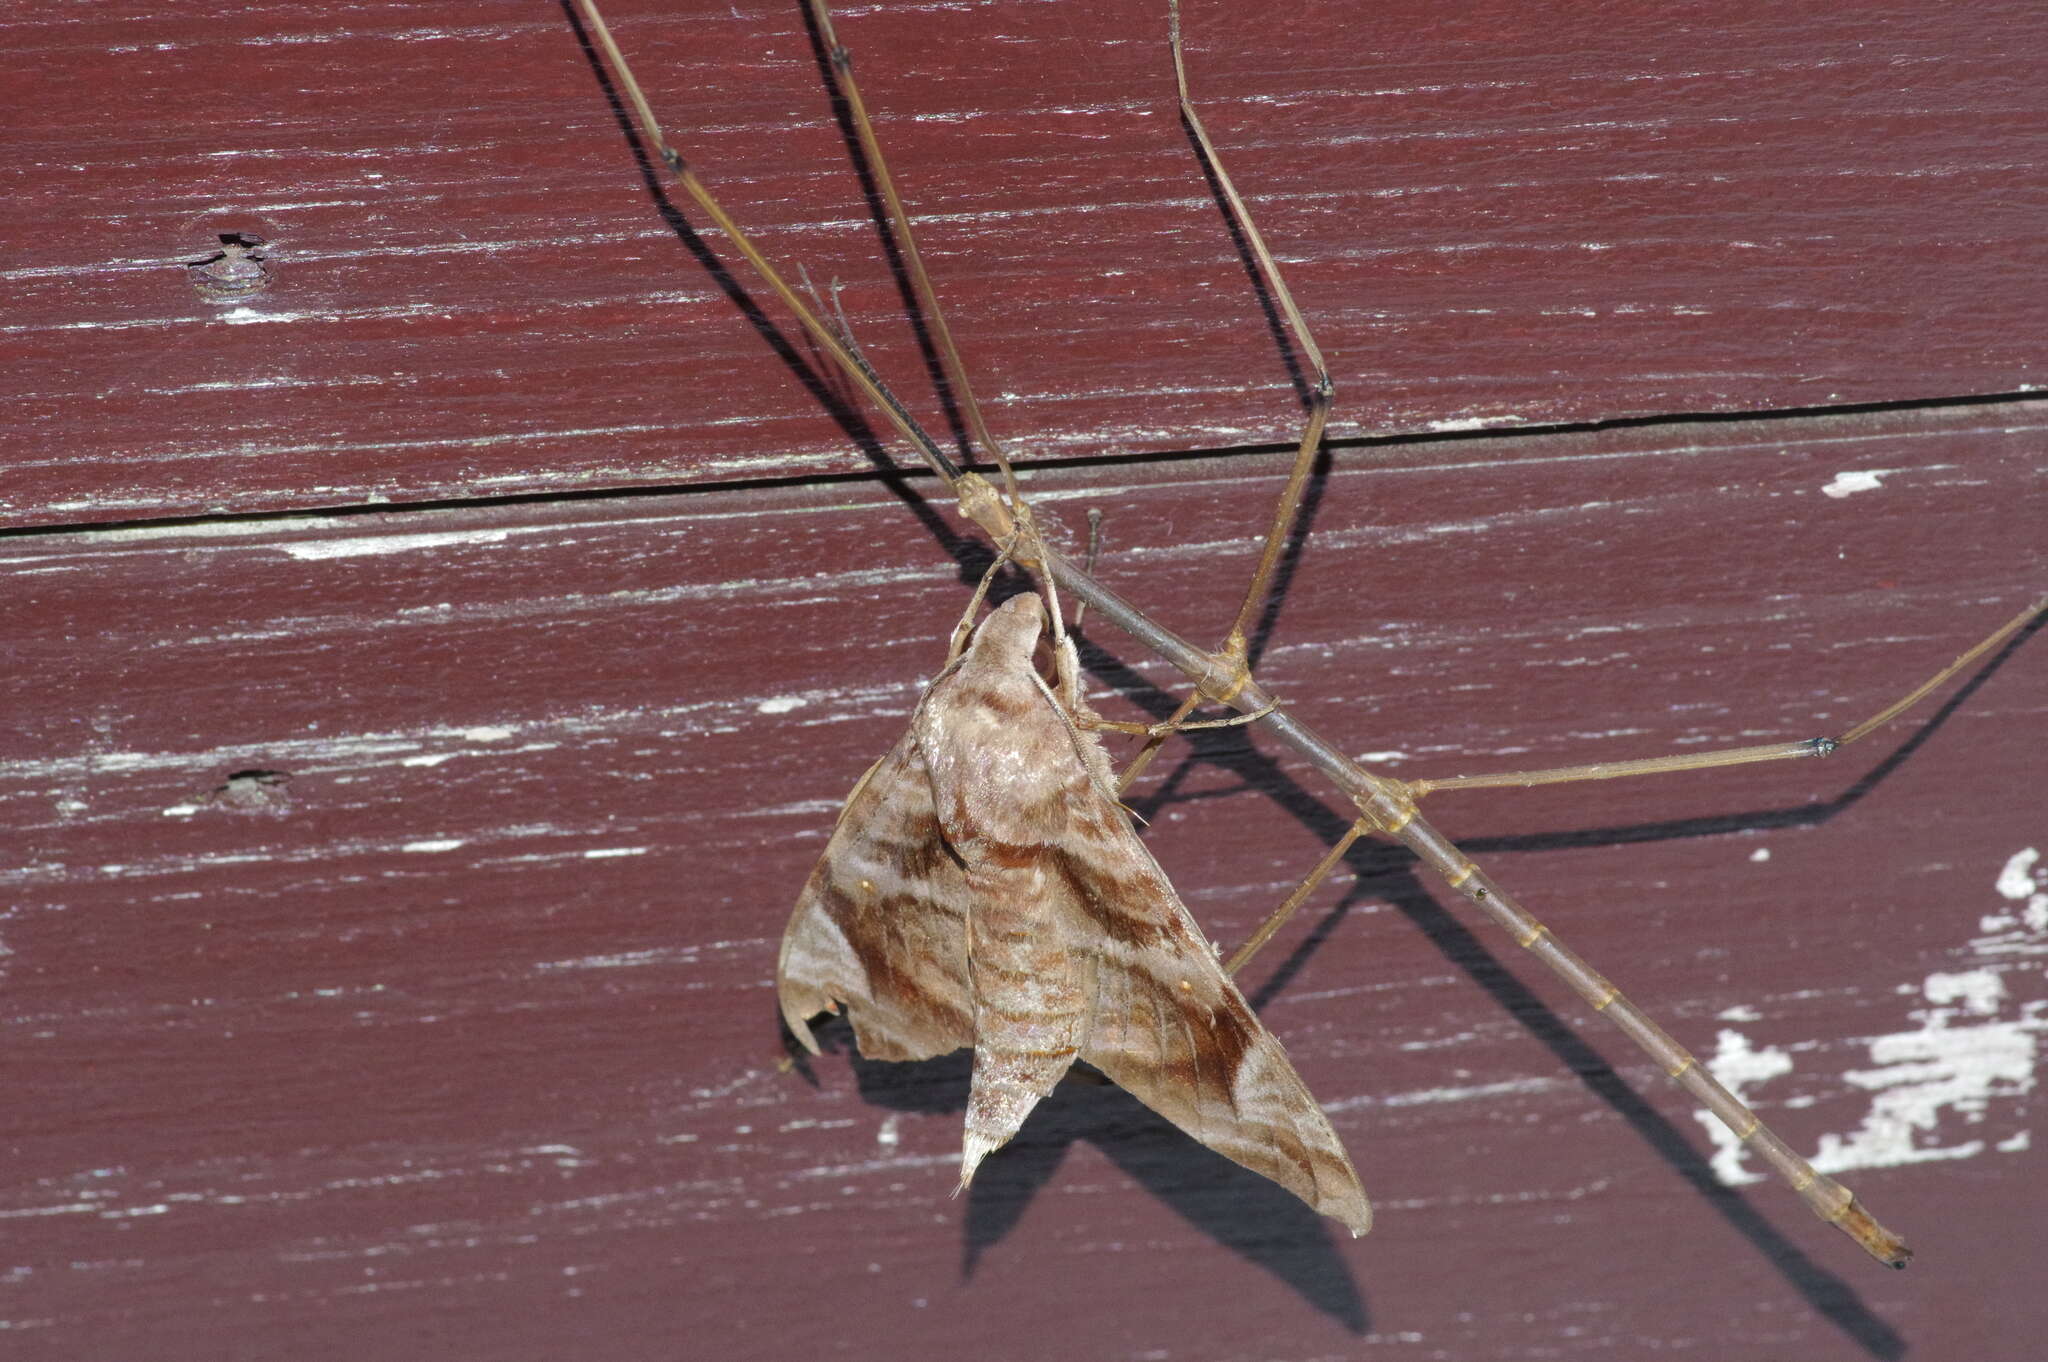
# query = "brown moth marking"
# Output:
<box><xmin>778</xmin><ymin>589</ymin><xmax>1371</xmax><ymax>1235</ymax></box>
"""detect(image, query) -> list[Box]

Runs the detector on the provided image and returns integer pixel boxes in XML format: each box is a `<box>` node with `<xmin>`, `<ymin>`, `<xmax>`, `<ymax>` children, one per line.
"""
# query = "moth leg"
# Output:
<box><xmin>1397</xmin><ymin>596</ymin><xmax>2044</xmax><ymax>799</ymax></box>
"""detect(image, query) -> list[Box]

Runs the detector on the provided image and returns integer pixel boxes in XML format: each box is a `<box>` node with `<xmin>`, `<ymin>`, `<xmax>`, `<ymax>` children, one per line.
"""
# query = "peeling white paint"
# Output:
<box><xmin>1821</xmin><ymin>469</ymin><xmax>1886</xmax><ymax>498</ymax></box>
<box><xmin>1327</xmin><ymin>1075</ymin><xmax>1560</xmax><ymax>1114</ymax></box>
<box><xmin>1425</xmin><ymin>414</ymin><xmax>1528</xmax><ymax>433</ymax></box>
<box><xmin>1816</xmin><ymin>978</ymin><xmax>2038</xmax><ymax>1173</ymax></box>
<box><xmin>280</xmin><ymin>529</ymin><xmax>512</xmax><ymax>561</ymax></box>
<box><xmin>745</xmin><ymin>798</ymin><xmax>852</xmax><ymax>820</ymax></box>
<box><xmin>1698</xmin><ymin>1032</ymin><xmax>1795</xmax><ymax>1185</ymax></box>
<box><xmin>756</xmin><ymin>695</ymin><xmax>810</xmax><ymax>715</ymax></box>
<box><xmin>536</xmin><ymin>948</ymin><xmax>698</xmax><ymax>971</ymax></box>
<box><xmin>1985</xmin><ymin>847</ymin><xmax>2048</xmax><ymax>938</ymax></box>
<box><xmin>1699</xmin><ymin>847</ymin><xmax>2044</xmax><ymax>1184</ymax></box>
<box><xmin>400</xmin><ymin>839</ymin><xmax>466</xmax><ymax>854</ymax></box>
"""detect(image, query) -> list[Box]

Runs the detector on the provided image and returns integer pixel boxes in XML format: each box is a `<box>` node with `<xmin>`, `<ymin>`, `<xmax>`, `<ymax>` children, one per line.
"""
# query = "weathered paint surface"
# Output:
<box><xmin>1701</xmin><ymin>846</ymin><xmax>2046</xmax><ymax>1185</ymax></box>
<box><xmin>4</xmin><ymin>2</ymin><xmax>2046</xmax><ymax>1360</ymax></box>
<box><xmin>8</xmin><ymin>0</ymin><xmax>2045</xmax><ymax>524</ymax></box>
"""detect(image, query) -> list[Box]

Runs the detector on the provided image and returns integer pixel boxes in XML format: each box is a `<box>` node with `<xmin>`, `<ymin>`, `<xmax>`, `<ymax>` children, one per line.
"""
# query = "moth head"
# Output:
<box><xmin>972</xmin><ymin>591</ymin><xmax>1055</xmax><ymax>675</ymax></box>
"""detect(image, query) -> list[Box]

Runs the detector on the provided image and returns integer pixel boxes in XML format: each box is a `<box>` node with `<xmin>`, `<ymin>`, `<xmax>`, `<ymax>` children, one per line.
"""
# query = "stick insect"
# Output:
<box><xmin>570</xmin><ymin>0</ymin><xmax>2043</xmax><ymax>1268</ymax></box>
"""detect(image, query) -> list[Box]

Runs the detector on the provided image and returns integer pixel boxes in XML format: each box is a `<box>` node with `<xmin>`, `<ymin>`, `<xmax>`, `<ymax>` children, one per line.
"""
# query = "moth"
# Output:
<box><xmin>777</xmin><ymin>586</ymin><xmax>1373</xmax><ymax>1235</ymax></box>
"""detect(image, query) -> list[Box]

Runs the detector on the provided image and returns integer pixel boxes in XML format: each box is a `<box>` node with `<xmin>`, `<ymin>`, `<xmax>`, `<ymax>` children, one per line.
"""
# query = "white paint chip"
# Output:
<box><xmin>1820</xmin><ymin>470</ymin><xmax>1886</xmax><ymax>499</ymax></box>
<box><xmin>1698</xmin><ymin>848</ymin><xmax>2045</xmax><ymax>1183</ymax></box>
<box><xmin>463</xmin><ymin>726</ymin><xmax>515</xmax><ymax>743</ymax></box>
<box><xmin>1996</xmin><ymin>847</ymin><xmax>2047</xmax><ymax>932</ymax></box>
<box><xmin>756</xmin><ymin>695</ymin><xmax>809</xmax><ymax>715</ymax></box>
<box><xmin>1925</xmin><ymin>968</ymin><xmax>2005</xmax><ymax>1017</ymax></box>
<box><xmin>1819</xmin><ymin>992</ymin><xmax>2039</xmax><ymax>1172</ymax></box>
<box><xmin>1749</xmin><ymin>847</ymin><xmax>1771</xmax><ymax>863</ymax></box>
<box><xmin>281</xmin><ymin>529</ymin><xmax>511</xmax><ymax>560</ymax></box>
<box><xmin>1697</xmin><ymin>1030</ymin><xmax>1795</xmax><ymax>1184</ymax></box>
<box><xmin>1997</xmin><ymin>847</ymin><xmax>2041</xmax><ymax>900</ymax></box>
<box><xmin>401</xmin><ymin>839</ymin><xmax>465</xmax><ymax>854</ymax></box>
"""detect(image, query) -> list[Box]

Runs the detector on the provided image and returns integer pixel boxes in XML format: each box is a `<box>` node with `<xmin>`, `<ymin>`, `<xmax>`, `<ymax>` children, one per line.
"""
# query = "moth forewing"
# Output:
<box><xmin>777</xmin><ymin>739</ymin><xmax>972</xmax><ymax>1065</ymax></box>
<box><xmin>777</xmin><ymin>592</ymin><xmax>1372</xmax><ymax>1235</ymax></box>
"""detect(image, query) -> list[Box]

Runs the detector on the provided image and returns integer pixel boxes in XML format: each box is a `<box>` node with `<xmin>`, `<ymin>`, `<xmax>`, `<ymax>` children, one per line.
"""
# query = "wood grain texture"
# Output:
<box><xmin>6</xmin><ymin>0</ymin><xmax>2044</xmax><ymax>523</ymax></box>
<box><xmin>5</xmin><ymin>406</ymin><xmax>2042</xmax><ymax>1358</ymax></box>
<box><xmin>3</xmin><ymin>0</ymin><xmax>2045</xmax><ymax>1358</ymax></box>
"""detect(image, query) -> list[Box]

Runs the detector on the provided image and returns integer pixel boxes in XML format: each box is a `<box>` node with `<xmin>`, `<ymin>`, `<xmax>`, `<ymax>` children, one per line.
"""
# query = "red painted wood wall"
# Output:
<box><xmin>7</xmin><ymin>2</ymin><xmax>2044</xmax><ymax>1358</ymax></box>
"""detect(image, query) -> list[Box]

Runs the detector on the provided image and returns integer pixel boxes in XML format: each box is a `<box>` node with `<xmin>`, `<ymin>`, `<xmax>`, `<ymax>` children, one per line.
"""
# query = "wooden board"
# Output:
<box><xmin>4</xmin><ymin>400</ymin><xmax>2042</xmax><ymax>1358</ymax></box>
<box><xmin>6</xmin><ymin>0</ymin><xmax>2043</xmax><ymax>523</ymax></box>
<box><xmin>5</xmin><ymin>0</ymin><xmax>2046</xmax><ymax>1357</ymax></box>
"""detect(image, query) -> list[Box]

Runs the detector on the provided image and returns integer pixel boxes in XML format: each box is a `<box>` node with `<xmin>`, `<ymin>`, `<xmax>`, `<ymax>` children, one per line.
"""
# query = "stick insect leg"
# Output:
<box><xmin>573</xmin><ymin>0</ymin><xmax>1933</xmax><ymax>1268</ymax></box>
<box><xmin>571</xmin><ymin>0</ymin><xmax>968</xmax><ymax>492</ymax></box>
<box><xmin>798</xmin><ymin>0</ymin><xmax>1022</xmax><ymax>504</ymax></box>
<box><xmin>1071</xmin><ymin>510</ymin><xmax>1104</xmax><ymax>630</ymax></box>
<box><xmin>813</xmin><ymin>0</ymin><xmax>1322</xmax><ymax>775</ymax></box>
<box><xmin>1400</xmin><ymin>595</ymin><xmax>2047</xmax><ymax>800</ymax></box>
<box><xmin>1170</xmin><ymin>0</ymin><xmax>1332</xmax><ymax>653</ymax></box>
<box><xmin>1112</xmin><ymin>0</ymin><xmax>1352</xmax><ymax>952</ymax></box>
<box><xmin>1113</xmin><ymin>0</ymin><xmax>1335</xmax><ymax>791</ymax></box>
<box><xmin>799</xmin><ymin>0</ymin><xmax>1130</xmax><ymax>684</ymax></box>
<box><xmin>1376</xmin><ymin>797</ymin><xmax>1915</xmax><ymax>1267</ymax></box>
<box><xmin>1222</xmin><ymin>819</ymin><xmax>1370</xmax><ymax>976</ymax></box>
<box><xmin>1218</xmin><ymin>601</ymin><xmax>2040</xmax><ymax>1253</ymax></box>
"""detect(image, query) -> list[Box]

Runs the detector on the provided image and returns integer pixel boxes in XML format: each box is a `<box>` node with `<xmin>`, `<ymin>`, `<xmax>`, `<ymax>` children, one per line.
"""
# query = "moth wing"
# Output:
<box><xmin>919</xmin><ymin>593</ymin><xmax>1370</xmax><ymax>1233</ymax></box>
<box><xmin>1058</xmin><ymin>789</ymin><xmax>1374</xmax><ymax>1236</ymax></box>
<box><xmin>777</xmin><ymin>726</ymin><xmax>974</xmax><ymax>1064</ymax></box>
